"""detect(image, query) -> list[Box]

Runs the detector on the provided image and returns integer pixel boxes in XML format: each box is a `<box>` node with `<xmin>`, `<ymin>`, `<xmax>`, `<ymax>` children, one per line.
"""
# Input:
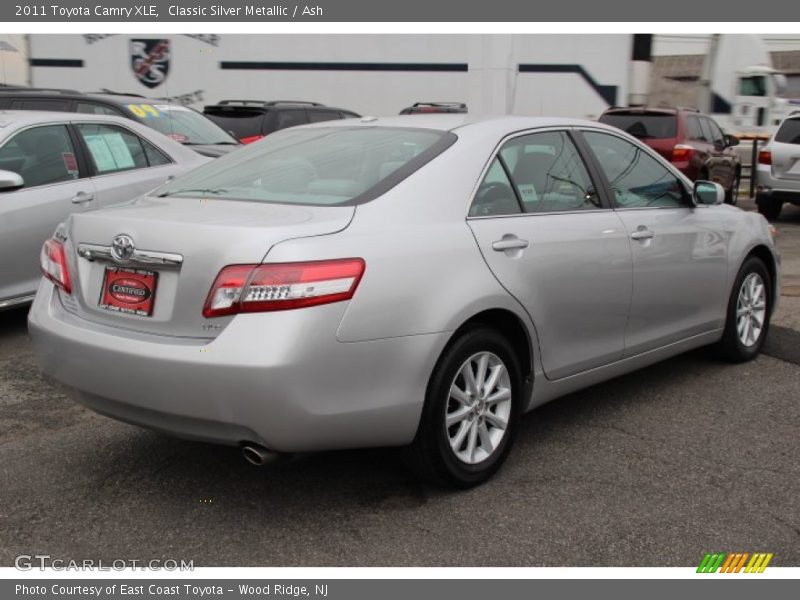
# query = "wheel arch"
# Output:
<box><xmin>446</xmin><ymin>308</ymin><xmax>535</xmax><ymax>404</ymax></box>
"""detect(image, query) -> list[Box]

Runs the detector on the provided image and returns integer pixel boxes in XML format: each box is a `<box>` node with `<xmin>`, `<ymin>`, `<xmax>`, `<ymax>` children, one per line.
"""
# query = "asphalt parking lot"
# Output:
<box><xmin>1</xmin><ymin>200</ymin><xmax>798</xmax><ymax>568</ymax></box>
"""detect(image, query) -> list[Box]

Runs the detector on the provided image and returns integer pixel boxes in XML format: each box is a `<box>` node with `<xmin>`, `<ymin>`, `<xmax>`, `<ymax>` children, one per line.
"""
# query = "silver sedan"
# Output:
<box><xmin>0</xmin><ymin>111</ymin><xmax>209</xmax><ymax>310</ymax></box>
<box><xmin>29</xmin><ymin>115</ymin><xmax>780</xmax><ymax>486</ymax></box>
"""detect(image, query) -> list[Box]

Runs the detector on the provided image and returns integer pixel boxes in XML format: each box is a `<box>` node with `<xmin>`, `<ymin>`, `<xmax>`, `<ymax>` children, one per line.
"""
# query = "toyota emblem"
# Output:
<box><xmin>111</xmin><ymin>234</ymin><xmax>135</xmax><ymax>262</ymax></box>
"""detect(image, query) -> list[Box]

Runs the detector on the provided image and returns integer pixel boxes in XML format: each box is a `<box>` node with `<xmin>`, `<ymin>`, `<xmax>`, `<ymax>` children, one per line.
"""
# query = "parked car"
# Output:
<box><xmin>29</xmin><ymin>116</ymin><xmax>779</xmax><ymax>487</ymax></box>
<box><xmin>0</xmin><ymin>88</ymin><xmax>241</xmax><ymax>157</ymax></box>
<box><xmin>755</xmin><ymin>114</ymin><xmax>800</xmax><ymax>220</ymax></box>
<box><xmin>399</xmin><ymin>102</ymin><xmax>467</xmax><ymax>115</ymax></box>
<box><xmin>0</xmin><ymin>111</ymin><xmax>208</xmax><ymax>310</ymax></box>
<box><xmin>203</xmin><ymin>100</ymin><xmax>360</xmax><ymax>144</ymax></box>
<box><xmin>599</xmin><ymin>106</ymin><xmax>742</xmax><ymax>204</ymax></box>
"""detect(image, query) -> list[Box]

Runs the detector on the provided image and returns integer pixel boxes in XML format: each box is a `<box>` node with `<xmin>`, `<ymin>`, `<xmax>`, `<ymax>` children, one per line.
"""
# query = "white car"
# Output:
<box><xmin>756</xmin><ymin>114</ymin><xmax>800</xmax><ymax>220</ymax></box>
<box><xmin>0</xmin><ymin>111</ymin><xmax>209</xmax><ymax>310</ymax></box>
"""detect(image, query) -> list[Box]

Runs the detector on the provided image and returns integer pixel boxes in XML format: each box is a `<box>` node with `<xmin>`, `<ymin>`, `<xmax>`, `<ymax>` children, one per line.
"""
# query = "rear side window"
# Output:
<box><xmin>308</xmin><ymin>109</ymin><xmax>344</xmax><ymax>123</ymax></box>
<box><xmin>156</xmin><ymin>126</ymin><xmax>454</xmax><ymax>206</ymax></box>
<box><xmin>775</xmin><ymin>118</ymin><xmax>800</xmax><ymax>144</ymax></box>
<box><xmin>19</xmin><ymin>98</ymin><xmax>71</xmax><ymax>112</ymax></box>
<box><xmin>76</xmin><ymin>102</ymin><xmax>123</xmax><ymax>117</ymax></box>
<box><xmin>500</xmin><ymin>131</ymin><xmax>599</xmax><ymax>213</ymax></box>
<box><xmin>75</xmin><ymin>123</ymin><xmax>149</xmax><ymax>174</ymax></box>
<box><xmin>685</xmin><ymin>116</ymin><xmax>705</xmax><ymax>141</ymax></box>
<box><xmin>204</xmin><ymin>109</ymin><xmax>266</xmax><ymax>139</ymax></box>
<box><xmin>0</xmin><ymin>124</ymin><xmax>80</xmax><ymax>188</ymax></box>
<box><xmin>598</xmin><ymin>113</ymin><xmax>677</xmax><ymax>139</ymax></box>
<box><xmin>275</xmin><ymin>110</ymin><xmax>309</xmax><ymax>130</ymax></box>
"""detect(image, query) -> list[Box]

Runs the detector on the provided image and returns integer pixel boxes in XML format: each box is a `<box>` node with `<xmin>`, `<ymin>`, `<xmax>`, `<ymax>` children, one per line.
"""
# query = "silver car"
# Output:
<box><xmin>0</xmin><ymin>111</ymin><xmax>209</xmax><ymax>310</ymax></box>
<box><xmin>756</xmin><ymin>114</ymin><xmax>800</xmax><ymax>220</ymax></box>
<box><xmin>29</xmin><ymin>115</ymin><xmax>780</xmax><ymax>486</ymax></box>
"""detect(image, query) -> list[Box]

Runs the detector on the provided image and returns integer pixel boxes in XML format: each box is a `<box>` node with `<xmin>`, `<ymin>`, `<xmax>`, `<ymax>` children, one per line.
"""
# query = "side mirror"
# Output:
<box><xmin>724</xmin><ymin>134</ymin><xmax>739</xmax><ymax>147</ymax></box>
<box><xmin>693</xmin><ymin>180</ymin><xmax>725</xmax><ymax>206</ymax></box>
<box><xmin>0</xmin><ymin>169</ymin><xmax>23</xmax><ymax>192</ymax></box>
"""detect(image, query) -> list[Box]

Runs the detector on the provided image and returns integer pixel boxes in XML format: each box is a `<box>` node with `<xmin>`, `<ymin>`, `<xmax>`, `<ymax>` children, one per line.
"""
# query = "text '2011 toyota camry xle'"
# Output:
<box><xmin>29</xmin><ymin>115</ymin><xmax>780</xmax><ymax>487</ymax></box>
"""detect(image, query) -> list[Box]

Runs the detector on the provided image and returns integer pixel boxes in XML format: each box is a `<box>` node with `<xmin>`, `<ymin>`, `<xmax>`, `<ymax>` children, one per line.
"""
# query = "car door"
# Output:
<box><xmin>702</xmin><ymin>117</ymin><xmax>737</xmax><ymax>189</ymax></box>
<box><xmin>72</xmin><ymin>122</ymin><xmax>184</xmax><ymax>206</ymax></box>
<box><xmin>467</xmin><ymin>129</ymin><xmax>633</xmax><ymax>380</ymax></box>
<box><xmin>0</xmin><ymin>123</ymin><xmax>95</xmax><ymax>302</ymax></box>
<box><xmin>579</xmin><ymin>129</ymin><xmax>729</xmax><ymax>357</ymax></box>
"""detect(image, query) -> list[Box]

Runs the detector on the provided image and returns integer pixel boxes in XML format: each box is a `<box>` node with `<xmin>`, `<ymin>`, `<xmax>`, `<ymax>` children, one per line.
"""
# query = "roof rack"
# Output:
<box><xmin>95</xmin><ymin>89</ymin><xmax>147</xmax><ymax>98</ymax></box>
<box><xmin>264</xmin><ymin>100</ymin><xmax>323</xmax><ymax>107</ymax></box>
<box><xmin>412</xmin><ymin>102</ymin><xmax>467</xmax><ymax>108</ymax></box>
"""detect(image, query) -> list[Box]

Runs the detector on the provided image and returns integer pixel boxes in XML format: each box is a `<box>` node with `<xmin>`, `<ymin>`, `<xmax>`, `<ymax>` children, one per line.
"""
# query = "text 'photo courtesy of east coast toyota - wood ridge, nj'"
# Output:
<box><xmin>0</xmin><ymin>1</ymin><xmax>798</xmax><ymax>596</ymax></box>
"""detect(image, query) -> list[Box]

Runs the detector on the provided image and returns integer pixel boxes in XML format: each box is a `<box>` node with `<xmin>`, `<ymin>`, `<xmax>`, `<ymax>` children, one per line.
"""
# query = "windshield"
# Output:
<box><xmin>599</xmin><ymin>113</ymin><xmax>677</xmax><ymax>139</ymax></box>
<box><xmin>154</xmin><ymin>126</ymin><xmax>454</xmax><ymax>206</ymax></box>
<box><xmin>124</xmin><ymin>103</ymin><xmax>238</xmax><ymax>145</ymax></box>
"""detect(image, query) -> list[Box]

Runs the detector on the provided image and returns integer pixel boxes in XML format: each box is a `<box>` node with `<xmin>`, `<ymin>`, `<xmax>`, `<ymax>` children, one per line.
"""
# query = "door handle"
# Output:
<box><xmin>630</xmin><ymin>227</ymin><xmax>655</xmax><ymax>241</ymax></box>
<box><xmin>492</xmin><ymin>237</ymin><xmax>529</xmax><ymax>251</ymax></box>
<box><xmin>71</xmin><ymin>191</ymin><xmax>95</xmax><ymax>205</ymax></box>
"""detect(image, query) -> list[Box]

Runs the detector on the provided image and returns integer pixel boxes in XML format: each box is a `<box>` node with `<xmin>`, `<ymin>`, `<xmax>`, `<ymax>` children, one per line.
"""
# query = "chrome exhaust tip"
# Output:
<box><xmin>241</xmin><ymin>444</ymin><xmax>281</xmax><ymax>466</ymax></box>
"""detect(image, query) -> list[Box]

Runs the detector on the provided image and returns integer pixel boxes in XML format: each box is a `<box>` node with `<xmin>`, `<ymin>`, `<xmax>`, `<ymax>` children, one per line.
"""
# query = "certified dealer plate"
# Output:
<box><xmin>99</xmin><ymin>267</ymin><xmax>158</xmax><ymax>316</ymax></box>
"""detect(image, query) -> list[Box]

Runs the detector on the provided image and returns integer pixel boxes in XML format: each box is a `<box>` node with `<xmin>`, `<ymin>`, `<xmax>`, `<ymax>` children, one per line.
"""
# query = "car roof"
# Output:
<box><xmin>0</xmin><ymin>89</ymin><xmax>182</xmax><ymax>106</ymax></box>
<box><xmin>0</xmin><ymin>110</ymin><xmax>141</xmax><ymax>128</ymax></box>
<box><xmin>300</xmin><ymin>114</ymin><xmax>626</xmax><ymax>136</ymax></box>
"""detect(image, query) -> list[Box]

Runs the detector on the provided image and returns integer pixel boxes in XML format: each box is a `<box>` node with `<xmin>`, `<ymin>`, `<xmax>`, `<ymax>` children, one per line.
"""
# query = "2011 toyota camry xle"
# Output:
<box><xmin>28</xmin><ymin>115</ymin><xmax>780</xmax><ymax>487</ymax></box>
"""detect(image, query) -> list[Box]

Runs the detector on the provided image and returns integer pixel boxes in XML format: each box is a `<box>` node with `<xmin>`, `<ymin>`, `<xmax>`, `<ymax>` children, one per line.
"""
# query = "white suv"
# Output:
<box><xmin>756</xmin><ymin>114</ymin><xmax>800</xmax><ymax>220</ymax></box>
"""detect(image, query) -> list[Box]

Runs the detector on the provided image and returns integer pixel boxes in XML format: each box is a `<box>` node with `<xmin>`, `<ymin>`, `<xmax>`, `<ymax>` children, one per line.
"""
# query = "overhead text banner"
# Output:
<box><xmin>3</xmin><ymin>0</ymin><xmax>799</xmax><ymax>22</ymax></box>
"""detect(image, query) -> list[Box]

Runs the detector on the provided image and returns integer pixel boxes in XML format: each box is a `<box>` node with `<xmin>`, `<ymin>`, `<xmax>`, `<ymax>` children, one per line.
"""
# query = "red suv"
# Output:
<box><xmin>599</xmin><ymin>107</ymin><xmax>742</xmax><ymax>204</ymax></box>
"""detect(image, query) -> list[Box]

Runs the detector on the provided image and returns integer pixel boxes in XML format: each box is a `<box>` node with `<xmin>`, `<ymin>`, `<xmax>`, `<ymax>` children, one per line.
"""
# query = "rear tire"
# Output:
<box><xmin>403</xmin><ymin>327</ymin><xmax>522</xmax><ymax>487</ymax></box>
<box><xmin>714</xmin><ymin>257</ymin><xmax>771</xmax><ymax>363</ymax></box>
<box><xmin>756</xmin><ymin>194</ymin><xmax>783</xmax><ymax>221</ymax></box>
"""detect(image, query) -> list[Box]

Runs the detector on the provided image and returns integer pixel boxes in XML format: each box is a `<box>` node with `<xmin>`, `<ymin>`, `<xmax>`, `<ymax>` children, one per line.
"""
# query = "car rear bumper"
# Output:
<box><xmin>756</xmin><ymin>165</ymin><xmax>800</xmax><ymax>204</ymax></box>
<box><xmin>29</xmin><ymin>282</ymin><xmax>449</xmax><ymax>452</ymax></box>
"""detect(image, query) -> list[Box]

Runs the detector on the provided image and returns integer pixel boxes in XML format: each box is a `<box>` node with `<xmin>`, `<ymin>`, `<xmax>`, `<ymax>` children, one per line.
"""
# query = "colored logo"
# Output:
<box><xmin>130</xmin><ymin>38</ymin><xmax>170</xmax><ymax>88</ymax></box>
<box><xmin>697</xmin><ymin>552</ymin><xmax>773</xmax><ymax>573</ymax></box>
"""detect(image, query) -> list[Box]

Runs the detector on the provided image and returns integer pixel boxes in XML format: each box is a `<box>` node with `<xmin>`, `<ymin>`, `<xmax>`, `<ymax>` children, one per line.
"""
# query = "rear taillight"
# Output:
<box><xmin>671</xmin><ymin>144</ymin><xmax>694</xmax><ymax>163</ymax></box>
<box><xmin>40</xmin><ymin>238</ymin><xmax>72</xmax><ymax>294</ymax></box>
<box><xmin>203</xmin><ymin>258</ymin><xmax>365</xmax><ymax>318</ymax></box>
<box><xmin>758</xmin><ymin>150</ymin><xmax>772</xmax><ymax>165</ymax></box>
<box><xmin>239</xmin><ymin>134</ymin><xmax>264</xmax><ymax>144</ymax></box>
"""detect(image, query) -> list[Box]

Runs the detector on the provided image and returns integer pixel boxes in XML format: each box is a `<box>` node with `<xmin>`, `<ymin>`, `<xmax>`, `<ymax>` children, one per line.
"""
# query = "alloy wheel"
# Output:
<box><xmin>736</xmin><ymin>272</ymin><xmax>767</xmax><ymax>347</ymax></box>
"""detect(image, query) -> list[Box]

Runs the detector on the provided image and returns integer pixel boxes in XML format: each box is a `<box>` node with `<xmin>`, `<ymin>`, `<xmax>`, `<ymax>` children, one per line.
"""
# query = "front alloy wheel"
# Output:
<box><xmin>716</xmin><ymin>256</ymin><xmax>771</xmax><ymax>362</ymax></box>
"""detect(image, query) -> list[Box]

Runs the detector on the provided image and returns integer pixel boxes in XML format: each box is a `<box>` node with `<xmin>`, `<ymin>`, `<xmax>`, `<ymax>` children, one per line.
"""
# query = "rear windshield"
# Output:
<box><xmin>598</xmin><ymin>113</ymin><xmax>677</xmax><ymax>139</ymax></box>
<box><xmin>204</xmin><ymin>110</ymin><xmax>265</xmax><ymax>139</ymax></box>
<box><xmin>155</xmin><ymin>126</ymin><xmax>455</xmax><ymax>206</ymax></box>
<box><xmin>123</xmin><ymin>103</ymin><xmax>238</xmax><ymax>145</ymax></box>
<box><xmin>775</xmin><ymin>118</ymin><xmax>800</xmax><ymax>144</ymax></box>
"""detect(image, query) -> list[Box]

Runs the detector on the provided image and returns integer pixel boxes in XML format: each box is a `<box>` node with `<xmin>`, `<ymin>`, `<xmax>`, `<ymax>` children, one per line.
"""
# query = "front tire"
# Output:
<box><xmin>715</xmin><ymin>257</ymin><xmax>771</xmax><ymax>362</ymax></box>
<box><xmin>403</xmin><ymin>327</ymin><xmax>522</xmax><ymax>487</ymax></box>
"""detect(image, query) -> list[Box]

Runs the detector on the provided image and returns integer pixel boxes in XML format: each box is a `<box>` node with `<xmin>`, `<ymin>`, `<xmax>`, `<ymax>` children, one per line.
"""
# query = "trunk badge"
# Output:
<box><xmin>111</xmin><ymin>234</ymin><xmax>135</xmax><ymax>262</ymax></box>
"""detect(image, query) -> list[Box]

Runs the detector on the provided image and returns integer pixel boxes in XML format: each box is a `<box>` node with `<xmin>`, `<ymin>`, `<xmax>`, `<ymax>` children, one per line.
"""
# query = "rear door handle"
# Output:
<box><xmin>71</xmin><ymin>191</ymin><xmax>95</xmax><ymax>205</ymax></box>
<box><xmin>492</xmin><ymin>237</ymin><xmax>529</xmax><ymax>251</ymax></box>
<box><xmin>630</xmin><ymin>227</ymin><xmax>655</xmax><ymax>241</ymax></box>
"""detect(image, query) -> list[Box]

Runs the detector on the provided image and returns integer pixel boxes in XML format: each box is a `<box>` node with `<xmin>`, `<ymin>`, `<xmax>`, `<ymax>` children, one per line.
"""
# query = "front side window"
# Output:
<box><xmin>0</xmin><ymin>124</ymin><xmax>80</xmax><ymax>188</ymax></box>
<box><xmin>583</xmin><ymin>131</ymin><xmax>689</xmax><ymax>209</ymax></box>
<box><xmin>739</xmin><ymin>76</ymin><xmax>767</xmax><ymax>97</ymax></box>
<box><xmin>156</xmin><ymin>126</ymin><xmax>452</xmax><ymax>206</ymax></box>
<box><xmin>75</xmin><ymin>123</ymin><xmax>150</xmax><ymax>175</ymax></box>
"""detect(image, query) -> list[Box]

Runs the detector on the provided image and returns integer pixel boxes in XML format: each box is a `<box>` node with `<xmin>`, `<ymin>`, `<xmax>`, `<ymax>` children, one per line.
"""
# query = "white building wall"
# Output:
<box><xmin>30</xmin><ymin>34</ymin><xmax>630</xmax><ymax>118</ymax></box>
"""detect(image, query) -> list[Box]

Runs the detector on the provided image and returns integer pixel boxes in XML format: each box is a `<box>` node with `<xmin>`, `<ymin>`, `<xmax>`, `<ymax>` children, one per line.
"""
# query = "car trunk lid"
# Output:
<box><xmin>58</xmin><ymin>195</ymin><xmax>354</xmax><ymax>338</ymax></box>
